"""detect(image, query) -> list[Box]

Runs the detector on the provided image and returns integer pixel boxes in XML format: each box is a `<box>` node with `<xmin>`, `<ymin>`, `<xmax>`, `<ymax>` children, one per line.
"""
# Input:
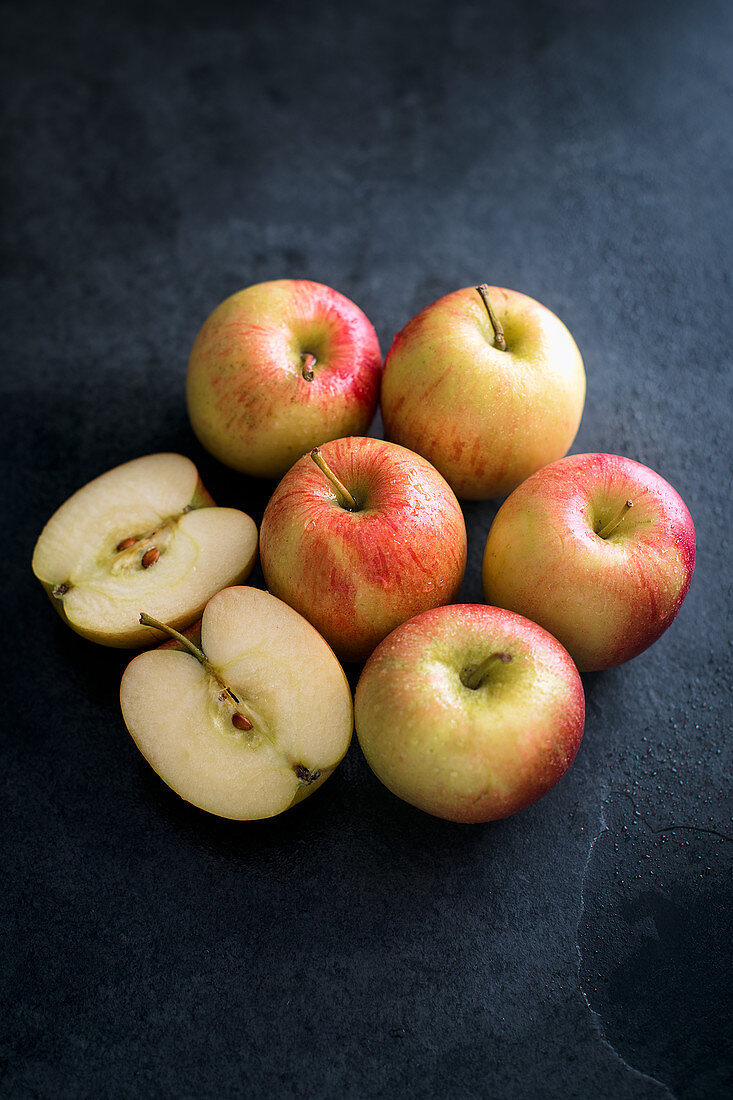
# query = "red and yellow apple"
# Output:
<box><xmin>381</xmin><ymin>284</ymin><xmax>585</xmax><ymax>499</ymax></box>
<box><xmin>259</xmin><ymin>436</ymin><xmax>467</xmax><ymax>662</ymax></box>
<box><xmin>482</xmin><ymin>453</ymin><xmax>696</xmax><ymax>671</ymax></box>
<box><xmin>187</xmin><ymin>279</ymin><xmax>382</xmax><ymax>478</ymax></box>
<box><xmin>355</xmin><ymin>604</ymin><xmax>585</xmax><ymax>823</ymax></box>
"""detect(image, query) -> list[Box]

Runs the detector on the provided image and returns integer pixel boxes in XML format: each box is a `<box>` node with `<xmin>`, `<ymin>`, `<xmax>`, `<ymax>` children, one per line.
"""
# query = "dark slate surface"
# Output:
<box><xmin>2</xmin><ymin>1</ymin><xmax>731</xmax><ymax>1097</ymax></box>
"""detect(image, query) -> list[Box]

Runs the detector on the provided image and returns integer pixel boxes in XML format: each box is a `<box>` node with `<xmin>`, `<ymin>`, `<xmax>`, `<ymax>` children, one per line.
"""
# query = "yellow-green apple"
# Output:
<box><xmin>32</xmin><ymin>453</ymin><xmax>258</xmax><ymax>647</ymax></box>
<box><xmin>482</xmin><ymin>453</ymin><xmax>696</xmax><ymax>671</ymax></box>
<box><xmin>120</xmin><ymin>586</ymin><xmax>353</xmax><ymax>819</ymax></box>
<box><xmin>380</xmin><ymin>284</ymin><xmax>586</xmax><ymax>499</ymax></box>
<box><xmin>259</xmin><ymin>436</ymin><xmax>467</xmax><ymax>662</ymax></box>
<box><xmin>186</xmin><ymin>279</ymin><xmax>382</xmax><ymax>478</ymax></box>
<box><xmin>355</xmin><ymin>604</ymin><xmax>584</xmax><ymax>823</ymax></box>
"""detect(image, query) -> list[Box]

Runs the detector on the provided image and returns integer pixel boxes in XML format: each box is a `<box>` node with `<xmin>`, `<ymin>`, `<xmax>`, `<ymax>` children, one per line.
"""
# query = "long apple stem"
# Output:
<box><xmin>138</xmin><ymin>612</ymin><xmax>249</xmax><ymax>723</ymax></box>
<box><xmin>463</xmin><ymin>651</ymin><xmax>513</xmax><ymax>690</ymax></box>
<box><xmin>476</xmin><ymin>285</ymin><xmax>507</xmax><ymax>352</ymax></box>
<box><xmin>597</xmin><ymin>499</ymin><xmax>634</xmax><ymax>539</ymax></box>
<box><xmin>310</xmin><ymin>447</ymin><xmax>359</xmax><ymax>510</ymax></box>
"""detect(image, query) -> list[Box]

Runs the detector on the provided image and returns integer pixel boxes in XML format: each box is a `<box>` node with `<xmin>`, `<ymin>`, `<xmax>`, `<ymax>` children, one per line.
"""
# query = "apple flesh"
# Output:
<box><xmin>120</xmin><ymin>586</ymin><xmax>353</xmax><ymax>820</ymax></box>
<box><xmin>259</xmin><ymin>437</ymin><xmax>467</xmax><ymax>662</ymax></box>
<box><xmin>355</xmin><ymin>604</ymin><xmax>585</xmax><ymax>823</ymax></box>
<box><xmin>32</xmin><ymin>453</ymin><xmax>258</xmax><ymax>647</ymax></box>
<box><xmin>186</xmin><ymin>279</ymin><xmax>382</xmax><ymax>478</ymax></box>
<box><xmin>482</xmin><ymin>453</ymin><xmax>696</xmax><ymax>671</ymax></box>
<box><xmin>380</xmin><ymin>285</ymin><xmax>586</xmax><ymax>499</ymax></box>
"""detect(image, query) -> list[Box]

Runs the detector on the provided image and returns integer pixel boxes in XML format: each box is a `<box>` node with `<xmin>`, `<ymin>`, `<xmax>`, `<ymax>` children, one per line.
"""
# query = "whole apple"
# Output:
<box><xmin>482</xmin><ymin>453</ymin><xmax>696</xmax><ymax>671</ymax></box>
<box><xmin>355</xmin><ymin>604</ymin><xmax>585</xmax><ymax>823</ymax></box>
<box><xmin>380</xmin><ymin>284</ymin><xmax>586</xmax><ymax>499</ymax></box>
<box><xmin>259</xmin><ymin>436</ymin><xmax>467</xmax><ymax>662</ymax></box>
<box><xmin>187</xmin><ymin>279</ymin><xmax>382</xmax><ymax>478</ymax></box>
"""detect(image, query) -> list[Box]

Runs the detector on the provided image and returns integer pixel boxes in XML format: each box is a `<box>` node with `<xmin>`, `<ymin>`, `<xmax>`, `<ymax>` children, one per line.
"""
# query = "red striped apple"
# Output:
<box><xmin>120</xmin><ymin>587</ymin><xmax>353</xmax><ymax>820</ymax></box>
<box><xmin>187</xmin><ymin>279</ymin><xmax>382</xmax><ymax>478</ymax></box>
<box><xmin>381</xmin><ymin>284</ymin><xmax>585</xmax><ymax>499</ymax></box>
<box><xmin>482</xmin><ymin>453</ymin><xmax>696</xmax><ymax>671</ymax></box>
<box><xmin>259</xmin><ymin>437</ymin><xmax>467</xmax><ymax>662</ymax></box>
<box><xmin>32</xmin><ymin>453</ymin><xmax>258</xmax><ymax>647</ymax></box>
<box><xmin>355</xmin><ymin>604</ymin><xmax>585</xmax><ymax>823</ymax></box>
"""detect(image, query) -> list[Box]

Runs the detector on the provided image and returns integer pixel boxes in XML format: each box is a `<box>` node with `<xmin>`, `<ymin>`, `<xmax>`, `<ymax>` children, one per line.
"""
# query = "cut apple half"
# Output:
<box><xmin>32</xmin><ymin>453</ymin><xmax>258</xmax><ymax>647</ymax></box>
<box><xmin>120</xmin><ymin>586</ymin><xmax>353</xmax><ymax>819</ymax></box>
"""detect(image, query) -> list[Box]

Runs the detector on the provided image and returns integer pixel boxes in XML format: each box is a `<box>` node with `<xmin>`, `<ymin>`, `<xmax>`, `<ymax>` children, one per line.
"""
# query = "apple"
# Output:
<box><xmin>186</xmin><ymin>279</ymin><xmax>382</xmax><ymax>478</ymax></box>
<box><xmin>482</xmin><ymin>453</ymin><xmax>696</xmax><ymax>671</ymax></box>
<box><xmin>355</xmin><ymin>604</ymin><xmax>585</xmax><ymax>823</ymax></box>
<box><xmin>32</xmin><ymin>453</ymin><xmax>258</xmax><ymax>647</ymax></box>
<box><xmin>380</xmin><ymin>284</ymin><xmax>586</xmax><ymax>499</ymax></box>
<box><xmin>120</xmin><ymin>586</ymin><xmax>353</xmax><ymax>819</ymax></box>
<box><xmin>259</xmin><ymin>436</ymin><xmax>467</xmax><ymax>662</ymax></box>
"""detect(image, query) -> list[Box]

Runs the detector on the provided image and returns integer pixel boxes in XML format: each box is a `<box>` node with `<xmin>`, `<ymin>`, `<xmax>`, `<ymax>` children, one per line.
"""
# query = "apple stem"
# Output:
<box><xmin>476</xmin><ymin>285</ymin><xmax>507</xmax><ymax>352</ymax></box>
<box><xmin>463</xmin><ymin>651</ymin><xmax>513</xmax><ymax>690</ymax></box>
<box><xmin>138</xmin><ymin>612</ymin><xmax>248</xmax><ymax>718</ymax></box>
<box><xmin>310</xmin><ymin>447</ymin><xmax>359</xmax><ymax>510</ymax></box>
<box><xmin>301</xmin><ymin>353</ymin><xmax>316</xmax><ymax>381</ymax></box>
<box><xmin>597</xmin><ymin>499</ymin><xmax>634</xmax><ymax>539</ymax></box>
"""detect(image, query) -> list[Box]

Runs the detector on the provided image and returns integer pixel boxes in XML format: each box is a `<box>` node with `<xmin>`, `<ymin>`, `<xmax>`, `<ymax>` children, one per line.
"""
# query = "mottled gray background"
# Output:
<box><xmin>2</xmin><ymin>1</ymin><xmax>731</xmax><ymax>1097</ymax></box>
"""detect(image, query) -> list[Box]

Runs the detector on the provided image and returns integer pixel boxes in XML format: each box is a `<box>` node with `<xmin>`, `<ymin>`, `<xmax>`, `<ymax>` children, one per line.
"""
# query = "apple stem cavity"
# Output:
<box><xmin>462</xmin><ymin>651</ymin><xmax>513</xmax><ymax>690</ymax></box>
<box><xmin>476</xmin><ymin>284</ymin><xmax>507</xmax><ymax>352</ymax></box>
<box><xmin>138</xmin><ymin>612</ymin><xmax>255</xmax><ymax>728</ymax></box>
<box><xmin>301</xmin><ymin>353</ymin><xmax>316</xmax><ymax>381</ymax></box>
<box><xmin>596</xmin><ymin>499</ymin><xmax>634</xmax><ymax>540</ymax></box>
<box><xmin>310</xmin><ymin>447</ymin><xmax>359</xmax><ymax>511</ymax></box>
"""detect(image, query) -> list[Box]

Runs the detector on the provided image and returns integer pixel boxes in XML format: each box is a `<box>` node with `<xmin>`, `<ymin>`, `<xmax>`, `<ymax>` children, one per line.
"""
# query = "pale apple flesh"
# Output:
<box><xmin>381</xmin><ymin>285</ymin><xmax>586</xmax><ymax>499</ymax></box>
<box><xmin>355</xmin><ymin>604</ymin><xmax>585</xmax><ymax>824</ymax></box>
<box><xmin>260</xmin><ymin>436</ymin><xmax>467</xmax><ymax>662</ymax></box>
<box><xmin>120</xmin><ymin>587</ymin><xmax>353</xmax><ymax>820</ymax></box>
<box><xmin>482</xmin><ymin>453</ymin><xmax>696</xmax><ymax>671</ymax></box>
<box><xmin>32</xmin><ymin>453</ymin><xmax>258</xmax><ymax>647</ymax></box>
<box><xmin>187</xmin><ymin>280</ymin><xmax>382</xmax><ymax>478</ymax></box>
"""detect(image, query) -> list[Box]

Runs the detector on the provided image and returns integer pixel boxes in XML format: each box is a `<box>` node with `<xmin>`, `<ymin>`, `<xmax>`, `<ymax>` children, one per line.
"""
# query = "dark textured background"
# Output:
<box><xmin>2</xmin><ymin>1</ymin><xmax>732</xmax><ymax>1097</ymax></box>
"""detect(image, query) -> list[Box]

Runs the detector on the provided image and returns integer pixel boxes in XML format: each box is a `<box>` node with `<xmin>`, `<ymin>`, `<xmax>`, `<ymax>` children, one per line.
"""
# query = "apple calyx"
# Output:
<box><xmin>461</xmin><ymin>651</ymin><xmax>513</xmax><ymax>690</ymax></box>
<box><xmin>596</xmin><ymin>499</ymin><xmax>634</xmax><ymax>540</ymax></box>
<box><xmin>294</xmin><ymin>764</ymin><xmax>323</xmax><ymax>785</ymax></box>
<box><xmin>476</xmin><ymin>284</ymin><xmax>507</xmax><ymax>352</ymax></box>
<box><xmin>310</xmin><ymin>447</ymin><xmax>359</xmax><ymax>511</ymax></box>
<box><xmin>138</xmin><ymin>612</ymin><xmax>254</xmax><ymax>733</ymax></box>
<box><xmin>301</xmin><ymin>353</ymin><xmax>316</xmax><ymax>381</ymax></box>
<box><xmin>52</xmin><ymin>582</ymin><xmax>70</xmax><ymax>599</ymax></box>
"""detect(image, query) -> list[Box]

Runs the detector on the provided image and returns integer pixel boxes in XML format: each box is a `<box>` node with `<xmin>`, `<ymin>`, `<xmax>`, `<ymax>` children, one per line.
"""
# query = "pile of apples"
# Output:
<box><xmin>32</xmin><ymin>279</ymin><xmax>695</xmax><ymax>825</ymax></box>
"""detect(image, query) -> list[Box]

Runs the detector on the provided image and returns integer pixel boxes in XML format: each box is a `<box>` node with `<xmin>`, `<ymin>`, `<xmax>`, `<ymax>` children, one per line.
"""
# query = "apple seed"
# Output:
<box><xmin>232</xmin><ymin>712</ymin><xmax>254</xmax><ymax>732</ymax></box>
<box><xmin>141</xmin><ymin>547</ymin><xmax>160</xmax><ymax>568</ymax></box>
<box><xmin>116</xmin><ymin>536</ymin><xmax>138</xmax><ymax>551</ymax></box>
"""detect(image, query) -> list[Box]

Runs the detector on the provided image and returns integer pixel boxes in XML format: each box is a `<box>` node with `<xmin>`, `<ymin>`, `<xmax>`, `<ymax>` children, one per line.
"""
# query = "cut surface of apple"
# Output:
<box><xmin>32</xmin><ymin>453</ymin><xmax>258</xmax><ymax>647</ymax></box>
<box><xmin>120</xmin><ymin>586</ymin><xmax>353</xmax><ymax>820</ymax></box>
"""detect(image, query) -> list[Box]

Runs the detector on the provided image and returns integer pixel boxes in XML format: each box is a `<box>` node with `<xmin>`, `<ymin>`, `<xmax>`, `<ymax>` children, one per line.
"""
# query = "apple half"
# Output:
<box><xmin>120</xmin><ymin>586</ymin><xmax>353</xmax><ymax>819</ymax></box>
<box><xmin>32</xmin><ymin>453</ymin><xmax>258</xmax><ymax>647</ymax></box>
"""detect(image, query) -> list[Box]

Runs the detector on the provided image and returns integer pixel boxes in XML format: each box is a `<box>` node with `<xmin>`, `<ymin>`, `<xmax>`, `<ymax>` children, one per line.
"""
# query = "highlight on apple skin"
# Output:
<box><xmin>120</xmin><ymin>586</ymin><xmax>353</xmax><ymax>820</ymax></box>
<box><xmin>482</xmin><ymin>453</ymin><xmax>696</xmax><ymax>671</ymax></box>
<box><xmin>186</xmin><ymin>279</ymin><xmax>382</xmax><ymax>479</ymax></box>
<box><xmin>355</xmin><ymin>604</ymin><xmax>585</xmax><ymax>824</ymax></box>
<box><xmin>259</xmin><ymin>436</ymin><xmax>468</xmax><ymax>663</ymax></box>
<box><xmin>380</xmin><ymin>284</ymin><xmax>586</xmax><ymax>499</ymax></box>
<box><xmin>31</xmin><ymin>453</ymin><xmax>258</xmax><ymax>648</ymax></box>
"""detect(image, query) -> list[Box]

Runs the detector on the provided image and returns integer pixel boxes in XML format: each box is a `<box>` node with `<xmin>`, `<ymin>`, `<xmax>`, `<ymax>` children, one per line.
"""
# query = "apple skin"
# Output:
<box><xmin>380</xmin><ymin>285</ymin><xmax>585</xmax><ymax>499</ymax></box>
<box><xmin>259</xmin><ymin>437</ymin><xmax>467</xmax><ymax>663</ymax></box>
<box><xmin>482</xmin><ymin>453</ymin><xmax>696</xmax><ymax>671</ymax></box>
<box><xmin>186</xmin><ymin>279</ymin><xmax>382</xmax><ymax>478</ymax></box>
<box><xmin>355</xmin><ymin>604</ymin><xmax>585</xmax><ymax>824</ymax></box>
